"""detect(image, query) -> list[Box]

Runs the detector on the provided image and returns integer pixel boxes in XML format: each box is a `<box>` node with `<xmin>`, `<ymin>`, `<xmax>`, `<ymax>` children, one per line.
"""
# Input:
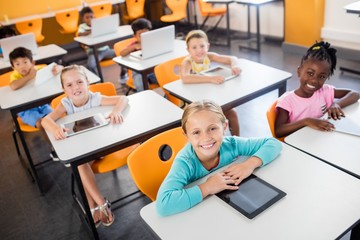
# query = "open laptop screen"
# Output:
<box><xmin>0</xmin><ymin>33</ymin><xmax>38</xmax><ymax>61</ymax></box>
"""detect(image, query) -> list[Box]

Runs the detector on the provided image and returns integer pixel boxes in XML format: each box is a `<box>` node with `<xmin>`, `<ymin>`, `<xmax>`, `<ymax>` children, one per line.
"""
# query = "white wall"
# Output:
<box><xmin>191</xmin><ymin>1</ymin><xmax>284</xmax><ymax>38</ymax></box>
<box><xmin>322</xmin><ymin>0</ymin><xmax>360</xmax><ymax>51</ymax></box>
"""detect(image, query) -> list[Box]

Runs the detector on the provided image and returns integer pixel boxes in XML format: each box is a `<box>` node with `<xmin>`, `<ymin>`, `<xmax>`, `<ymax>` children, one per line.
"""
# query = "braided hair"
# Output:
<box><xmin>300</xmin><ymin>41</ymin><xmax>337</xmax><ymax>76</ymax></box>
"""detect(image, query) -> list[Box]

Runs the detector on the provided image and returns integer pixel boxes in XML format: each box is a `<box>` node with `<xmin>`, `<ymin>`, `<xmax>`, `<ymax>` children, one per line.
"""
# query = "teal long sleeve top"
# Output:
<box><xmin>156</xmin><ymin>136</ymin><xmax>282</xmax><ymax>216</ymax></box>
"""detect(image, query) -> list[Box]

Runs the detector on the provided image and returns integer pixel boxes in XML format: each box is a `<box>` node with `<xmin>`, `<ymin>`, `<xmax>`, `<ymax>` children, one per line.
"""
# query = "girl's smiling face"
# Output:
<box><xmin>296</xmin><ymin>59</ymin><xmax>331</xmax><ymax>98</ymax></box>
<box><xmin>187</xmin><ymin>37</ymin><xmax>210</xmax><ymax>63</ymax></box>
<box><xmin>184</xmin><ymin>110</ymin><xmax>227</xmax><ymax>165</ymax></box>
<box><xmin>61</xmin><ymin>69</ymin><xmax>90</xmax><ymax>107</ymax></box>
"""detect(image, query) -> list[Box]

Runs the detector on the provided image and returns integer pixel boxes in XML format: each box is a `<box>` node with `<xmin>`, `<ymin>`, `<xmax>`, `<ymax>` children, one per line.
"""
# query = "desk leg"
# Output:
<box><xmin>255</xmin><ymin>6</ymin><xmax>260</xmax><ymax>52</ymax></box>
<box><xmin>142</xmin><ymin>71</ymin><xmax>149</xmax><ymax>90</ymax></box>
<box><xmin>193</xmin><ymin>0</ymin><xmax>198</xmax><ymax>28</ymax></box>
<box><xmin>226</xmin><ymin>3</ymin><xmax>231</xmax><ymax>47</ymax></box>
<box><xmin>278</xmin><ymin>82</ymin><xmax>287</xmax><ymax>97</ymax></box>
<box><xmin>247</xmin><ymin>5</ymin><xmax>251</xmax><ymax>38</ymax></box>
<box><xmin>71</xmin><ymin>163</ymin><xmax>100</xmax><ymax>240</ymax></box>
<box><xmin>92</xmin><ymin>47</ymin><xmax>104</xmax><ymax>82</ymax></box>
<box><xmin>11</xmin><ymin>110</ymin><xmax>44</xmax><ymax>194</ymax></box>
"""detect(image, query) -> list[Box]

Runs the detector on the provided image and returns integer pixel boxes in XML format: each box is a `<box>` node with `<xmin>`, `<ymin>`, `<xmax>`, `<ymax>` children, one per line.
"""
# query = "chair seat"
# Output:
<box><xmin>17</xmin><ymin>117</ymin><xmax>38</xmax><ymax>132</ymax></box>
<box><xmin>160</xmin><ymin>13</ymin><xmax>187</xmax><ymax>23</ymax></box>
<box><xmin>91</xmin><ymin>143</ymin><xmax>140</xmax><ymax>173</ymax></box>
<box><xmin>100</xmin><ymin>59</ymin><xmax>116</xmax><ymax>67</ymax></box>
<box><xmin>205</xmin><ymin>7</ymin><xmax>226</xmax><ymax>16</ymax></box>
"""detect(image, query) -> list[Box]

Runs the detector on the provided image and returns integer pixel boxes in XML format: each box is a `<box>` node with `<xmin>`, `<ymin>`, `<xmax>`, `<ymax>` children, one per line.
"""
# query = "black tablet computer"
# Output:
<box><xmin>216</xmin><ymin>174</ymin><xmax>286</xmax><ymax>219</ymax></box>
<box><xmin>60</xmin><ymin>113</ymin><xmax>109</xmax><ymax>137</ymax></box>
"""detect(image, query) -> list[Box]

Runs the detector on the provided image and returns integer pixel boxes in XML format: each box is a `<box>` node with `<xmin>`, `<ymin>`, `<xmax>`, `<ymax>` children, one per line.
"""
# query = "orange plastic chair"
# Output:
<box><xmin>90</xmin><ymin>2</ymin><xmax>113</xmax><ymax>18</ymax></box>
<box><xmin>113</xmin><ymin>38</ymin><xmax>159</xmax><ymax>94</ymax></box>
<box><xmin>15</xmin><ymin>18</ymin><xmax>45</xmax><ymax>43</ymax></box>
<box><xmin>51</xmin><ymin>82</ymin><xmax>140</xmax><ymax>172</ymax></box>
<box><xmin>197</xmin><ymin>0</ymin><xmax>226</xmax><ymax>31</ymax></box>
<box><xmin>160</xmin><ymin>0</ymin><xmax>188</xmax><ymax>23</ymax></box>
<box><xmin>266</xmin><ymin>100</ymin><xmax>285</xmax><ymax>142</ymax></box>
<box><xmin>55</xmin><ymin>9</ymin><xmax>79</xmax><ymax>34</ymax></box>
<box><xmin>154</xmin><ymin>56</ymin><xmax>185</xmax><ymax>107</ymax></box>
<box><xmin>127</xmin><ymin>127</ymin><xmax>187</xmax><ymax>201</ymax></box>
<box><xmin>122</xmin><ymin>0</ymin><xmax>145</xmax><ymax>23</ymax></box>
<box><xmin>0</xmin><ymin>64</ymin><xmax>47</xmax><ymax>156</ymax></box>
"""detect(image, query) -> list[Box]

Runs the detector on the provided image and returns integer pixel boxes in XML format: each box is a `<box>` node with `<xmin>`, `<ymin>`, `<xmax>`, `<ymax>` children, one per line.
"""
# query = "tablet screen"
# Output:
<box><xmin>61</xmin><ymin>113</ymin><xmax>109</xmax><ymax>137</ymax></box>
<box><xmin>216</xmin><ymin>174</ymin><xmax>286</xmax><ymax>219</ymax></box>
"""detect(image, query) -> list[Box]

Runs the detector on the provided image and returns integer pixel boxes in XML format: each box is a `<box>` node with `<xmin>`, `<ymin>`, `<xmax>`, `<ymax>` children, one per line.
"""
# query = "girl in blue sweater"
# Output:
<box><xmin>156</xmin><ymin>100</ymin><xmax>282</xmax><ymax>216</ymax></box>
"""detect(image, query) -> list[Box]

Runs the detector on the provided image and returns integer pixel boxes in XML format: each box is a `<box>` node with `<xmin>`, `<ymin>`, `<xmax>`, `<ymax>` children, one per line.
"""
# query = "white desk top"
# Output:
<box><xmin>74</xmin><ymin>25</ymin><xmax>133</xmax><ymax>47</ymax></box>
<box><xmin>0</xmin><ymin>44</ymin><xmax>67</xmax><ymax>71</ymax></box>
<box><xmin>234</xmin><ymin>0</ymin><xmax>280</xmax><ymax>5</ymax></box>
<box><xmin>164</xmin><ymin>58</ymin><xmax>291</xmax><ymax>108</ymax></box>
<box><xmin>141</xmin><ymin>143</ymin><xmax>360</xmax><ymax>240</ymax></box>
<box><xmin>344</xmin><ymin>1</ymin><xmax>360</xmax><ymax>14</ymax></box>
<box><xmin>0</xmin><ymin>67</ymin><xmax>99</xmax><ymax>110</ymax></box>
<box><xmin>112</xmin><ymin>40</ymin><xmax>188</xmax><ymax>72</ymax></box>
<box><xmin>285</xmin><ymin>101</ymin><xmax>360</xmax><ymax>178</ymax></box>
<box><xmin>47</xmin><ymin>90</ymin><xmax>183</xmax><ymax>162</ymax></box>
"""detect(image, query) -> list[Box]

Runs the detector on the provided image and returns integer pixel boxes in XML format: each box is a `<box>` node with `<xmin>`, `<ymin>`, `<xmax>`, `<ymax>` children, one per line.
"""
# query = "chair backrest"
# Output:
<box><xmin>90</xmin><ymin>2</ymin><xmax>113</xmax><ymax>18</ymax></box>
<box><xmin>266</xmin><ymin>99</ymin><xmax>284</xmax><ymax>142</ymax></box>
<box><xmin>124</xmin><ymin>0</ymin><xmax>145</xmax><ymax>20</ymax></box>
<box><xmin>55</xmin><ymin>9</ymin><xmax>79</xmax><ymax>34</ymax></box>
<box><xmin>161</xmin><ymin>0</ymin><xmax>188</xmax><ymax>21</ymax></box>
<box><xmin>197</xmin><ymin>0</ymin><xmax>226</xmax><ymax>16</ymax></box>
<box><xmin>127</xmin><ymin>127</ymin><xmax>187</xmax><ymax>201</ymax></box>
<box><xmin>154</xmin><ymin>56</ymin><xmax>184</xmax><ymax>107</ymax></box>
<box><xmin>15</xmin><ymin>18</ymin><xmax>45</xmax><ymax>43</ymax></box>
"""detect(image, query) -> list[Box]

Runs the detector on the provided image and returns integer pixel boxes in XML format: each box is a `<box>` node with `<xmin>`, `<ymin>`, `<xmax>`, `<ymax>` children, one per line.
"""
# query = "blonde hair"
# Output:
<box><xmin>60</xmin><ymin>65</ymin><xmax>88</xmax><ymax>87</ymax></box>
<box><xmin>185</xmin><ymin>29</ymin><xmax>208</xmax><ymax>47</ymax></box>
<box><xmin>182</xmin><ymin>100</ymin><xmax>226</xmax><ymax>134</ymax></box>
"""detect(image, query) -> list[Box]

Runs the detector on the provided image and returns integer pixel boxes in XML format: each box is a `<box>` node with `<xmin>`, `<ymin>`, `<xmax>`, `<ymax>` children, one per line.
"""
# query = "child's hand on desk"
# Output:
<box><xmin>210</xmin><ymin>76</ymin><xmax>225</xmax><ymax>84</ymax></box>
<box><xmin>28</xmin><ymin>67</ymin><xmax>37</xmax><ymax>79</ymax></box>
<box><xmin>231</xmin><ymin>66</ymin><xmax>241</xmax><ymax>76</ymax></box>
<box><xmin>199</xmin><ymin>172</ymin><xmax>239</xmax><ymax>198</ymax></box>
<box><xmin>223</xmin><ymin>156</ymin><xmax>262</xmax><ymax>186</ymax></box>
<box><xmin>305</xmin><ymin>118</ymin><xmax>334</xmax><ymax>132</ymax></box>
<box><xmin>54</xmin><ymin>126</ymin><xmax>68</xmax><ymax>140</ymax></box>
<box><xmin>107</xmin><ymin>112</ymin><xmax>124</xmax><ymax>124</ymax></box>
<box><xmin>327</xmin><ymin>103</ymin><xmax>345</xmax><ymax>120</ymax></box>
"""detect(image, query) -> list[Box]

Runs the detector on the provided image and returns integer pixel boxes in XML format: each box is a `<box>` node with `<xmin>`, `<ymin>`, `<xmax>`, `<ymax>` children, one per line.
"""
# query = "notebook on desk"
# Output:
<box><xmin>200</xmin><ymin>66</ymin><xmax>238</xmax><ymax>81</ymax></box>
<box><xmin>328</xmin><ymin>116</ymin><xmax>360</xmax><ymax>137</ymax></box>
<box><xmin>0</xmin><ymin>33</ymin><xmax>38</xmax><ymax>61</ymax></box>
<box><xmin>130</xmin><ymin>25</ymin><xmax>175</xmax><ymax>60</ymax></box>
<box><xmin>91</xmin><ymin>13</ymin><xmax>119</xmax><ymax>37</ymax></box>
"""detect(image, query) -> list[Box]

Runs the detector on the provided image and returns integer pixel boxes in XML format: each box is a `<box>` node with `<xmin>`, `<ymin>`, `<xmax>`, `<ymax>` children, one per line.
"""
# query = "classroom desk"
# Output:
<box><xmin>140</xmin><ymin>143</ymin><xmax>360</xmax><ymax>240</ymax></box>
<box><xmin>0</xmin><ymin>68</ymin><xmax>100</xmax><ymax>194</ymax></box>
<box><xmin>74</xmin><ymin>25</ymin><xmax>133</xmax><ymax>81</ymax></box>
<box><xmin>164</xmin><ymin>58</ymin><xmax>291</xmax><ymax>111</ymax></box>
<box><xmin>45</xmin><ymin>90</ymin><xmax>183</xmax><ymax>240</ymax></box>
<box><xmin>234</xmin><ymin>0</ymin><xmax>282</xmax><ymax>52</ymax></box>
<box><xmin>285</xmin><ymin>101</ymin><xmax>360</xmax><ymax>179</ymax></box>
<box><xmin>0</xmin><ymin>44</ymin><xmax>67</xmax><ymax>74</ymax></box>
<box><xmin>340</xmin><ymin>1</ymin><xmax>360</xmax><ymax>76</ymax></box>
<box><xmin>112</xmin><ymin>40</ymin><xmax>188</xmax><ymax>90</ymax></box>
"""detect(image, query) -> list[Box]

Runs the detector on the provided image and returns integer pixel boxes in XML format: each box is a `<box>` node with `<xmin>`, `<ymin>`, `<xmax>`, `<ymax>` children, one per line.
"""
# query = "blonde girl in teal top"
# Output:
<box><xmin>156</xmin><ymin>100</ymin><xmax>282</xmax><ymax>216</ymax></box>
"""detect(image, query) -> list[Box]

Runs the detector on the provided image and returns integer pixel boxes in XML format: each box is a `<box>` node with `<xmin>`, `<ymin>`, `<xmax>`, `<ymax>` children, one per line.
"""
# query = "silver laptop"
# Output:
<box><xmin>130</xmin><ymin>25</ymin><xmax>175</xmax><ymax>60</ymax></box>
<box><xmin>0</xmin><ymin>33</ymin><xmax>38</xmax><ymax>61</ymax></box>
<box><xmin>91</xmin><ymin>13</ymin><xmax>119</xmax><ymax>37</ymax></box>
<box><xmin>200</xmin><ymin>65</ymin><xmax>238</xmax><ymax>81</ymax></box>
<box><xmin>328</xmin><ymin>117</ymin><xmax>360</xmax><ymax>137</ymax></box>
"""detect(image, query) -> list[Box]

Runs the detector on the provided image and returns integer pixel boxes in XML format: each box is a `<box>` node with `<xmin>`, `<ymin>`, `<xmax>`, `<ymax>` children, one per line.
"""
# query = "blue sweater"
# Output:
<box><xmin>156</xmin><ymin>136</ymin><xmax>282</xmax><ymax>216</ymax></box>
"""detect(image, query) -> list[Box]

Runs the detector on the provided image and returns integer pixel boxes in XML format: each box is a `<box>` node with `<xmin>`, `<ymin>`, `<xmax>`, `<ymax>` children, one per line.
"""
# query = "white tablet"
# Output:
<box><xmin>60</xmin><ymin>113</ymin><xmax>109</xmax><ymax>137</ymax></box>
<box><xmin>328</xmin><ymin>116</ymin><xmax>360</xmax><ymax>137</ymax></box>
<box><xmin>35</xmin><ymin>63</ymin><xmax>56</xmax><ymax>86</ymax></box>
<box><xmin>200</xmin><ymin>66</ymin><xmax>238</xmax><ymax>81</ymax></box>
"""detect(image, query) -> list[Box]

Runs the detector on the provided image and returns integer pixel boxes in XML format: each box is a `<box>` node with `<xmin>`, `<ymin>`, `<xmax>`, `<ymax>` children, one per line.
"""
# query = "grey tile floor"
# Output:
<box><xmin>0</xmin><ymin>27</ymin><xmax>359</xmax><ymax>240</ymax></box>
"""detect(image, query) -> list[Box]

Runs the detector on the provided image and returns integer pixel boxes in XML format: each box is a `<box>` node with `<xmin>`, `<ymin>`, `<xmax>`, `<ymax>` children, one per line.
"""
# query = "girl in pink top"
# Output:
<box><xmin>275</xmin><ymin>41</ymin><xmax>359</xmax><ymax>138</ymax></box>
